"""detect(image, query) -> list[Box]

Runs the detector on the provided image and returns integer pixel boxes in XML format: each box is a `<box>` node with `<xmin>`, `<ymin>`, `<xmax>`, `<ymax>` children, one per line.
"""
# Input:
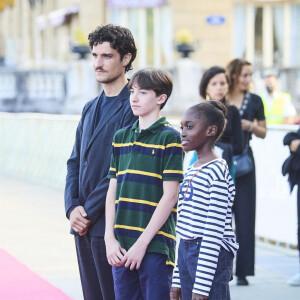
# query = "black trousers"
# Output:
<box><xmin>75</xmin><ymin>234</ymin><xmax>115</xmax><ymax>300</ymax></box>
<box><xmin>233</xmin><ymin>150</ymin><xmax>256</xmax><ymax>277</ymax></box>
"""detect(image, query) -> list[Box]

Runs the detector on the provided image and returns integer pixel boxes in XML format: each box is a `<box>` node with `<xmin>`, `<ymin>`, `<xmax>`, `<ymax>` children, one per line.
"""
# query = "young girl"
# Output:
<box><xmin>170</xmin><ymin>101</ymin><xmax>238</xmax><ymax>300</ymax></box>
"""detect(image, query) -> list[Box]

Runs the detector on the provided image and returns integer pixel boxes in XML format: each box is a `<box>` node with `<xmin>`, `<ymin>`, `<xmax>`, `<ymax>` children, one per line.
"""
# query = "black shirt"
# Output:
<box><xmin>220</xmin><ymin>105</ymin><xmax>243</xmax><ymax>155</ymax></box>
<box><xmin>239</xmin><ymin>92</ymin><xmax>265</xmax><ymax>147</ymax></box>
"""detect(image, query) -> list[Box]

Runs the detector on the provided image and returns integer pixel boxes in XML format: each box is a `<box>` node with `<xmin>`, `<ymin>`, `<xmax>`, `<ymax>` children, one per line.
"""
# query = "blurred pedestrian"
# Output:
<box><xmin>260</xmin><ymin>71</ymin><xmax>296</xmax><ymax>125</ymax></box>
<box><xmin>199</xmin><ymin>66</ymin><xmax>243</xmax><ymax>178</ymax></box>
<box><xmin>282</xmin><ymin>128</ymin><xmax>300</xmax><ymax>286</ymax></box>
<box><xmin>171</xmin><ymin>101</ymin><xmax>238</xmax><ymax>300</ymax></box>
<box><xmin>64</xmin><ymin>24</ymin><xmax>138</xmax><ymax>300</ymax></box>
<box><xmin>226</xmin><ymin>58</ymin><xmax>267</xmax><ymax>286</ymax></box>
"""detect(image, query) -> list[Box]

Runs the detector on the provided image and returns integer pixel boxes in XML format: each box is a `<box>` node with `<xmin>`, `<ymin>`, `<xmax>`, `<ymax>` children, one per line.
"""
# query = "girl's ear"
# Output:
<box><xmin>207</xmin><ymin>125</ymin><xmax>217</xmax><ymax>137</ymax></box>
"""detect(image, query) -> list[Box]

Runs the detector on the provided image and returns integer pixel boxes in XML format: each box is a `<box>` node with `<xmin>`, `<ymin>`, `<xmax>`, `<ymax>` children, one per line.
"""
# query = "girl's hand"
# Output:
<box><xmin>121</xmin><ymin>241</ymin><xmax>147</xmax><ymax>270</ymax></box>
<box><xmin>105</xmin><ymin>237</ymin><xmax>126</xmax><ymax>267</ymax></box>
<box><xmin>170</xmin><ymin>287</ymin><xmax>182</xmax><ymax>300</ymax></box>
<box><xmin>192</xmin><ymin>292</ymin><xmax>208</xmax><ymax>300</ymax></box>
<box><xmin>290</xmin><ymin>139</ymin><xmax>300</xmax><ymax>152</ymax></box>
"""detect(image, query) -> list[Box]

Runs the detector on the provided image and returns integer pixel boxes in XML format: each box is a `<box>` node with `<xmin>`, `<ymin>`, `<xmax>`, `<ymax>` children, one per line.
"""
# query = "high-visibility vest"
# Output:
<box><xmin>261</xmin><ymin>92</ymin><xmax>291</xmax><ymax>125</ymax></box>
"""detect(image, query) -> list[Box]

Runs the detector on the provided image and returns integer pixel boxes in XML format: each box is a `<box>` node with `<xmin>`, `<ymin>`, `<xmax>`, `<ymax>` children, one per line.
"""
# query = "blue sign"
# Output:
<box><xmin>206</xmin><ymin>15</ymin><xmax>226</xmax><ymax>25</ymax></box>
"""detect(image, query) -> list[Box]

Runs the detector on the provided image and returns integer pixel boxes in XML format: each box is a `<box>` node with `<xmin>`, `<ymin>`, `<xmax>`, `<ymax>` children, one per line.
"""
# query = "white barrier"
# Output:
<box><xmin>0</xmin><ymin>113</ymin><xmax>79</xmax><ymax>189</ymax></box>
<box><xmin>0</xmin><ymin>113</ymin><xmax>298</xmax><ymax>246</ymax></box>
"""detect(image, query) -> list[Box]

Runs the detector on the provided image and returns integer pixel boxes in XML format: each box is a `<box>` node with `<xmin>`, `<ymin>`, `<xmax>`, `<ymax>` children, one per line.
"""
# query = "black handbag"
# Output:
<box><xmin>233</xmin><ymin>148</ymin><xmax>254</xmax><ymax>178</ymax></box>
<box><xmin>233</xmin><ymin>92</ymin><xmax>254</xmax><ymax>178</ymax></box>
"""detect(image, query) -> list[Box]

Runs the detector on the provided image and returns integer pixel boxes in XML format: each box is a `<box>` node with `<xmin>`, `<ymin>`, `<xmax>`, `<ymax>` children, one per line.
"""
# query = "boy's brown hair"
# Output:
<box><xmin>128</xmin><ymin>68</ymin><xmax>173</xmax><ymax>110</ymax></box>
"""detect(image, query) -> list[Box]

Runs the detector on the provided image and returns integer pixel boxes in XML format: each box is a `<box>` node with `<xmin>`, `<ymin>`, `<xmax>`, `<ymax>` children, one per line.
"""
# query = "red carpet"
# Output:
<box><xmin>0</xmin><ymin>248</ymin><xmax>73</xmax><ymax>299</ymax></box>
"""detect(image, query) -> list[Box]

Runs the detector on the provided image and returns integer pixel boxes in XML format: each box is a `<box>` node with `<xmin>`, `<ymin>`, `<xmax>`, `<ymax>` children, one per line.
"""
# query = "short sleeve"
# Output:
<box><xmin>107</xmin><ymin>135</ymin><xmax>117</xmax><ymax>179</ymax></box>
<box><xmin>254</xmin><ymin>94</ymin><xmax>266</xmax><ymax>121</ymax></box>
<box><xmin>162</xmin><ymin>133</ymin><xmax>184</xmax><ymax>182</ymax></box>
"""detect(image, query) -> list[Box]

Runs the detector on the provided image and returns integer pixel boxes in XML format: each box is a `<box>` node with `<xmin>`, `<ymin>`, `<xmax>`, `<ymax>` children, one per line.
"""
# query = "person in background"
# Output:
<box><xmin>260</xmin><ymin>71</ymin><xmax>297</xmax><ymax>125</ymax></box>
<box><xmin>170</xmin><ymin>101</ymin><xmax>238</xmax><ymax>300</ymax></box>
<box><xmin>226</xmin><ymin>58</ymin><xmax>267</xmax><ymax>286</ymax></box>
<box><xmin>64</xmin><ymin>24</ymin><xmax>137</xmax><ymax>300</ymax></box>
<box><xmin>283</xmin><ymin>128</ymin><xmax>300</xmax><ymax>286</ymax></box>
<box><xmin>199</xmin><ymin>66</ymin><xmax>243</xmax><ymax>177</ymax></box>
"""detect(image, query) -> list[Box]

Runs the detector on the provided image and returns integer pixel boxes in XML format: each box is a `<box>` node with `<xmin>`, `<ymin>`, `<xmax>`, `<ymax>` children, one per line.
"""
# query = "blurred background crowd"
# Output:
<box><xmin>1</xmin><ymin>0</ymin><xmax>300</xmax><ymax>118</ymax></box>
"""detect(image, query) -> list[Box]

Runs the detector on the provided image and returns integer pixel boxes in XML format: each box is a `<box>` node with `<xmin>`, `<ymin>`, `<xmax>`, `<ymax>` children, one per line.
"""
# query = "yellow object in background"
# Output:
<box><xmin>175</xmin><ymin>29</ymin><xmax>193</xmax><ymax>45</ymax></box>
<box><xmin>74</xmin><ymin>29</ymin><xmax>88</xmax><ymax>46</ymax></box>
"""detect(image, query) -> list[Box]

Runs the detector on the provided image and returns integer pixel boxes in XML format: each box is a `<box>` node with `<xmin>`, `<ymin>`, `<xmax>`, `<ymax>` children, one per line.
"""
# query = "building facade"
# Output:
<box><xmin>1</xmin><ymin>0</ymin><xmax>300</xmax><ymax>69</ymax></box>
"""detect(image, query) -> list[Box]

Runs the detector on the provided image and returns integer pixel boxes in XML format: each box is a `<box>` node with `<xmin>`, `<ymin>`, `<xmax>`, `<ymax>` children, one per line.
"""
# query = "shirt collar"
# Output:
<box><xmin>131</xmin><ymin>117</ymin><xmax>168</xmax><ymax>134</ymax></box>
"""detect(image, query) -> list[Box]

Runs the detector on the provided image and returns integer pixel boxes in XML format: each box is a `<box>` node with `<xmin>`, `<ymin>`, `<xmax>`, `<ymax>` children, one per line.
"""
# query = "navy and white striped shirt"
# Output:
<box><xmin>172</xmin><ymin>158</ymin><xmax>238</xmax><ymax>296</ymax></box>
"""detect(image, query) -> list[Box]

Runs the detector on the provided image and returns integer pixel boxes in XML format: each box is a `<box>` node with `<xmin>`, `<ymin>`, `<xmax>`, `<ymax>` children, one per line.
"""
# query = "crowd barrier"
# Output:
<box><xmin>0</xmin><ymin>113</ymin><xmax>298</xmax><ymax>246</ymax></box>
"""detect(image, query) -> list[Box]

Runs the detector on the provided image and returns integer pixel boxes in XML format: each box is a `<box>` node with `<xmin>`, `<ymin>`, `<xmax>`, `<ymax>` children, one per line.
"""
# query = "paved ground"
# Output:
<box><xmin>1</xmin><ymin>174</ymin><xmax>300</xmax><ymax>300</ymax></box>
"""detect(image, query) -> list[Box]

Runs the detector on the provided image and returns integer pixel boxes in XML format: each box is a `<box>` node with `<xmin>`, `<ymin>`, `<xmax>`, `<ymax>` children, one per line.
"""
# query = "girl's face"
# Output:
<box><xmin>206</xmin><ymin>73</ymin><xmax>228</xmax><ymax>101</ymax></box>
<box><xmin>180</xmin><ymin>109</ymin><xmax>210</xmax><ymax>152</ymax></box>
<box><xmin>236</xmin><ymin>64</ymin><xmax>252</xmax><ymax>92</ymax></box>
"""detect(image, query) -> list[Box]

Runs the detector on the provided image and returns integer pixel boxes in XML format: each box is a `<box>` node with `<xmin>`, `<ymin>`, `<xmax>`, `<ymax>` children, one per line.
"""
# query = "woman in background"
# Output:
<box><xmin>199</xmin><ymin>66</ymin><xmax>243</xmax><ymax>175</ymax></box>
<box><xmin>226</xmin><ymin>58</ymin><xmax>267</xmax><ymax>286</ymax></box>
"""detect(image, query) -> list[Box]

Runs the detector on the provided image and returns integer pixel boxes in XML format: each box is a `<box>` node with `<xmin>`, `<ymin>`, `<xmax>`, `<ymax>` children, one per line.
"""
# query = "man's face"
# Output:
<box><xmin>265</xmin><ymin>75</ymin><xmax>278</xmax><ymax>93</ymax></box>
<box><xmin>92</xmin><ymin>42</ymin><xmax>128</xmax><ymax>84</ymax></box>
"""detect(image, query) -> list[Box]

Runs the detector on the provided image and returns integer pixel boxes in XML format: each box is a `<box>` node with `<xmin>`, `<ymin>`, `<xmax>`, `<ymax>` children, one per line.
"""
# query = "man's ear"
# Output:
<box><xmin>122</xmin><ymin>53</ymin><xmax>132</xmax><ymax>67</ymax></box>
<box><xmin>207</xmin><ymin>125</ymin><xmax>217</xmax><ymax>137</ymax></box>
<box><xmin>157</xmin><ymin>94</ymin><xmax>167</xmax><ymax>106</ymax></box>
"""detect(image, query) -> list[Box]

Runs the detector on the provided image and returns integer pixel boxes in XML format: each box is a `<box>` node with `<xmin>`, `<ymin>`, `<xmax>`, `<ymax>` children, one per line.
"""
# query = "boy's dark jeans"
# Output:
<box><xmin>112</xmin><ymin>252</ymin><xmax>173</xmax><ymax>300</ymax></box>
<box><xmin>178</xmin><ymin>238</ymin><xmax>233</xmax><ymax>300</ymax></box>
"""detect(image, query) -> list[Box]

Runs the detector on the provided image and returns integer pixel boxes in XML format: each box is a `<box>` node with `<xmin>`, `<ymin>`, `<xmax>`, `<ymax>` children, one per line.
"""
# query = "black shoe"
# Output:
<box><xmin>237</xmin><ymin>277</ymin><xmax>249</xmax><ymax>286</ymax></box>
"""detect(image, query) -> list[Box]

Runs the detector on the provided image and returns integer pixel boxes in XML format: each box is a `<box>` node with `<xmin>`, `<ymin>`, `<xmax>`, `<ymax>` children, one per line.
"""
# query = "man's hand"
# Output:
<box><xmin>121</xmin><ymin>240</ymin><xmax>147</xmax><ymax>270</ymax></box>
<box><xmin>105</xmin><ymin>236</ymin><xmax>127</xmax><ymax>267</ymax></box>
<box><xmin>69</xmin><ymin>206</ymin><xmax>90</xmax><ymax>236</ymax></box>
<box><xmin>290</xmin><ymin>139</ymin><xmax>300</xmax><ymax>152</ymax></box>
<box><xmin>170</xmin><ymin>287</ymin><xmax>182</xmax><ymax>300</ymax></box>
<box><xmin>192</xmin><ymin>293</ymin><xmax>208</xmax><ymax>300</ymax></box>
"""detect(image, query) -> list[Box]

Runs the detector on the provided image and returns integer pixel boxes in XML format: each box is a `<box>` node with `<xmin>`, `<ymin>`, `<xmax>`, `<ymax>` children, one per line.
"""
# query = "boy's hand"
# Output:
<box><xmin>121</xmin><ymin>241</ymin><xmax>147</xmax><ymax>270</ymax></box>
<box><xmin>170</xmin><ymin>287</ymin><xmax>182</xmax><ymax>299</ymax></box>
<box><xmin>192</xmin><ymin>293</ymin><xmax>208</xmax><ymax>300</ymax></box>
<box><xmin>105</xmin><ymin>237</ymin><xmax>127</xmax><ymax>267</ymax></box>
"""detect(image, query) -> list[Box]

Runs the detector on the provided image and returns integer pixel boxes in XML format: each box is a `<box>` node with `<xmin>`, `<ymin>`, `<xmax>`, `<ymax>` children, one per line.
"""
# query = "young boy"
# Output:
<box><xmin>105</xmin><ymin>68</ymin><xmax>184</xmax><ymax>300</ymax></box>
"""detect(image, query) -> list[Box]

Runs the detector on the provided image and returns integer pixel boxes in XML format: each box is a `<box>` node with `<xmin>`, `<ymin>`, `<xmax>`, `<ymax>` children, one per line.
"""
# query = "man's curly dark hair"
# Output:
<box><xmin>88</xmin><ymin>24</ymin><xmax>137</xmax><ymax>73</ymax></box>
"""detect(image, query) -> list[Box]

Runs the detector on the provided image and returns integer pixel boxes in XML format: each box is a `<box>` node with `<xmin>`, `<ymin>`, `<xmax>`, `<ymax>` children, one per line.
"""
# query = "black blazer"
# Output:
<box><xmin>64</xmin><ymin>85</ymin><xmax>138</xmax><ymax>236</ymax></box>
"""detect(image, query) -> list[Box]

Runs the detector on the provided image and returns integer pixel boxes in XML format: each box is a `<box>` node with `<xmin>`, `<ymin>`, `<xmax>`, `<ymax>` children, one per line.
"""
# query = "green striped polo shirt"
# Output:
<box><xmin>108</xmin><ymin>117</ymin><xmax>184</xmax><ymax>266</ymax></box>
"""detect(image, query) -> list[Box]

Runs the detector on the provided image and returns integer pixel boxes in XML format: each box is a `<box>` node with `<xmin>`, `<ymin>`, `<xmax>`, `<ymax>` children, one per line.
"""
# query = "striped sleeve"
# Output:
<box><xmin>172</xmin><ymin>262</ymin><xmax>181</xmax><ymax>288</ymax></box>
<box><xmin>192</xmin><ymin>179</ymin><xmax>229</xmax><ymax>296</ymax></box>
<box><xmin>162</xmin><ymin>134</ymin><xmax>184</xmax><ymax>182</ymax></box>
<box><xmin>107</xmin><ymin>136</ymin><xmax>117</xmax><ymax>178</ymax></box>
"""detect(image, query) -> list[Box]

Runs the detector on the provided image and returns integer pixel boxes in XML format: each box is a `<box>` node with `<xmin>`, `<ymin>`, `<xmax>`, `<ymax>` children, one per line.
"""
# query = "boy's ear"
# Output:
<box><xmin>122</xmin><ymin>53</ymin><xmax>132</xmax><ymax>67</ymax></box>
<box><xmin>157</xmin><ymin>94</ymin><xmax>167</xmax><ymax>106</ymax></box>
<box><xmin>207</xmin><ymin>125</ymin><xmax>217</xmax><ymax>137</ymax></box>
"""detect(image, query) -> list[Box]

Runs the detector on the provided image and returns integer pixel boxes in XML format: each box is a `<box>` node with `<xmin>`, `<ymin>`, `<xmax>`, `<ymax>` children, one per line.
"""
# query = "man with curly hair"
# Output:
<box><xmin>65</xmin><ymin>24</ymin><xmax>137</xmax><ymax>300</ymax></box>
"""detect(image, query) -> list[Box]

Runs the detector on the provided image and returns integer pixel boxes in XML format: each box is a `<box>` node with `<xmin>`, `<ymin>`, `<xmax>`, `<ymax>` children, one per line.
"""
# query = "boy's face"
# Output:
<box><xmin>129</xmin><ymin>83</ymin><xmax>166</xmax><ymax>117</ymax></box>
<box><xmin>92</xmin><ymin>42</ymin><xmax>131</xmax><ymax>84</ymax></box>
